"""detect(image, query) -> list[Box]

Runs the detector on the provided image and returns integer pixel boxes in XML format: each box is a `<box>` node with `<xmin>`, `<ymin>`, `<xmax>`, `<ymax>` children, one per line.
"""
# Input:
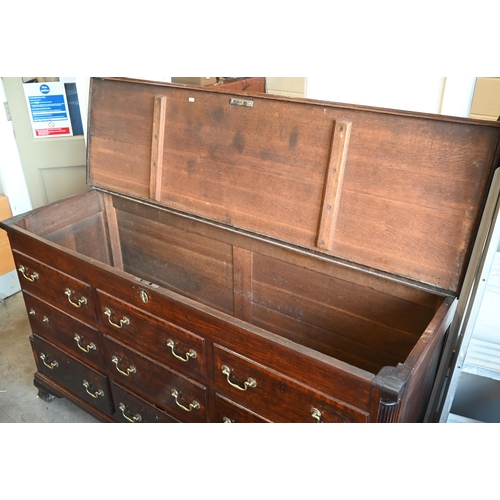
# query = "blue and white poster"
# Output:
<box><xmin>23</xmin><ymin>81</ymin><xmax>73</xmax><ymax>138</ymax></box>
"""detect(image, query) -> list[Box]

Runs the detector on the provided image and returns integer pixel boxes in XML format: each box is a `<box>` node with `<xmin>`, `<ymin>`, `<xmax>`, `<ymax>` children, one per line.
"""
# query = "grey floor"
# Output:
<box><xmin>0</xmin><ymin>291</ymin><xmax>98</xmax><ymax>423</ymax></box>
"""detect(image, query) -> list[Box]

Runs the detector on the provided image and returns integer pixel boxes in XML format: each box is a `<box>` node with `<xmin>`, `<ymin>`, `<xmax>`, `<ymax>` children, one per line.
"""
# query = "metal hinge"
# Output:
<box><xmin>229</xmin><ymin>97</ymin><xmax>254</xmax><ymax>108</ymax></box>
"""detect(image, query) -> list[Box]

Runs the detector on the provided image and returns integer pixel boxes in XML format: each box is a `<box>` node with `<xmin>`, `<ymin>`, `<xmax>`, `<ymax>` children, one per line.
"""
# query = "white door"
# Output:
<box><xmin>2</xmin><ymin>77</ymin><xmax>88</xmax><ymax>209</ymax></box>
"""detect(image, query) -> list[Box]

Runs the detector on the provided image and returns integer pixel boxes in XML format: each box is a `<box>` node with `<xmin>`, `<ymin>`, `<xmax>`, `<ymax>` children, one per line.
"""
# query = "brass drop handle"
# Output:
<box><xmin>118</xmin><ymin>403</ymin><xmax>143</xmax><ymax>423</ymax></box>
<box><xmin>171</xmin><ymin>389</ymin><xmax>200</xmax><ymax>412</ymax></box>
<box><xmin>104</xmin><ymin>307</ymin><xmax>130</xmax><ymax>329</ymax></box>
<box><xmin>40</xmin><ymin>352</ymin><xmax>58</xmax><ymax>369</ymax></box>
<box><xmin>221</xmin><ymin>365</ymin><xmax>257</xmax><ymax>391</ymax></box>
<box><xmin>166</xmin><ymin>339</ymin><xmax>197</xmax><ymax>363</ymax></box>
<box><xmin>111</xmin><ymin>355</ymin><xmax>136</xmax><ymax>376</ymax></box>
<box><xmin>83</xmin><ymin>380</ymin><xmax>104</xmax><ymax>399</ymax></box>
<box><xmin>74</xmin><ymin>333</ymin><xmax>96</xmax><ymax>353</ymax></box>
<box><xmin>18</xmin><ymin>265</ymin><xmax>39</xmax><ymax>282</ymax></box>
<box><xmin>311</xmin><ymin>407</ymin><xmax>322</xmax><ymax>423</ymax></box>
<box><xmin>65</xmin><ymin>288</ymin><xmax>87</xmax><ymax>308</ymax></box>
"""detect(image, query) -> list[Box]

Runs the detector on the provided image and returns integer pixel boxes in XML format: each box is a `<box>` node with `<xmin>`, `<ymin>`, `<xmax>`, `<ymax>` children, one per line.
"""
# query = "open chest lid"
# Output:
<box><xmin>87</xmin><ymin>77</ymin><xmax>500</xmax><ymax>296</ymax></box>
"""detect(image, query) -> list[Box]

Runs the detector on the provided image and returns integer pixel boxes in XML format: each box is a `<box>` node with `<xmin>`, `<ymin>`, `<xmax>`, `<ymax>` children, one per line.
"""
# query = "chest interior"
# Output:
<box><xmin>10</xmin><ymin>77</ymin><xmax>500</xmax><ymax>378</ymax></box>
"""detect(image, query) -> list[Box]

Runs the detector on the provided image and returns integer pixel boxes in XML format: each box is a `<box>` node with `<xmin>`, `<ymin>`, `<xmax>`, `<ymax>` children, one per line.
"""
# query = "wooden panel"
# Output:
<box><xmin>87</xmin><ymin>78</ymin><xmax>500</xmax><ymax>294</ymax></box>
<box><xmin>24</xmin><ymin>189</ymin><xmax>102</xmax><ymax>236</ymax></box>
<box><xmin>115</xmin><ymin>205</ymin><xmax>234</xmax><ymax>314</ymax></box>
<box><xmin>0</xmin><ymin>195</ymin><xmax>15</xmax><ymax>275</ymax></box>
<box><xmin>328</xmin><ymin>115</ymin><xmax>500</xmax><ymax>293</ymax></box>
<box><xmin>251</xmin><ymin>303</ymin><xmax>399</xmax><ymax>374</ymax></box>
<box><xmin>214</xmin><ymin>344</ymin><xmax>370</xmax><ymax>422</ymax></box>
<box><xmin>232</xmin><ymin>246</ymin><xmax>253</xmax><ymax>322</ymax></box>
<box><xmin>44</xmin><ymin>212</ymin><xmax>111</xmax><ymax>264</ymax></box>
<box><xmin>252</xmin><ymin>253</ymin><xmax>433</xmax><ymax>361</ymax></box>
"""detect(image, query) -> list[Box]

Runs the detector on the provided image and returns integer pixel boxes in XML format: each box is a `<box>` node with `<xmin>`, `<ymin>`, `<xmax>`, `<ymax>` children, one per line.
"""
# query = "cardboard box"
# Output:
<box><xmin>171</xmin><ymin>77</ymin><xmax>218</xmax><ymax>86</ymax></box>
<box><xmin>0</xmin><ymin>196</ymin><xmax>15</xmax><ymax>275</ymax></box>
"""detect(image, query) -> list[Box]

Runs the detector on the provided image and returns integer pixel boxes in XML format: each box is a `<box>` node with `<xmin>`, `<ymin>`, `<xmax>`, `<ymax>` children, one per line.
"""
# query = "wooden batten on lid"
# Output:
<box><xmin>87</xmin><ymin>77</ymin><xmax>500</xmax><ymax>296</ymax></box>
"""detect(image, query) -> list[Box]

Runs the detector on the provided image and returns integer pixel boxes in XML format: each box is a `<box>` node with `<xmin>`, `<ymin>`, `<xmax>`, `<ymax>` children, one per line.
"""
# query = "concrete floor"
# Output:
<box><xmin>0</xmin><ymin>291</ymin><xmax>98</xmax><ymax>423</ymax></box>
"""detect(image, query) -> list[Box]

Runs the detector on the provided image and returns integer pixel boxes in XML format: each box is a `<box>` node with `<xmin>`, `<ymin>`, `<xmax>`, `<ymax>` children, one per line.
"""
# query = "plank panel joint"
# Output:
<box><xmin>233</xmin><ymin>246</ymin><xmax>253</xmax><ymax>323</ymax></box>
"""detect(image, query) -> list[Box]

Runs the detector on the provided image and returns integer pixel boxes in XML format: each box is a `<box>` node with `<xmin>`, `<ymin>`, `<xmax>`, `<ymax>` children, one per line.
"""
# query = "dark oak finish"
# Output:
<box><xmin>111</xmin><ymin>382</ymin><xmax>179</xmax><ymax>423</ymax></box>
<box><xmin>24</xmin><ymin>291</ymin><xmax>103</xmax><ymax>370</ymax></box>
<box><xmin>2</xmin><ymin>77</ymin><xmax>500</xmax><ymax>423</ymax></box>
<box><xmin>32</xmin><ymin>334</ymin><xmax>113</xmax><ymax>416</ymax></box>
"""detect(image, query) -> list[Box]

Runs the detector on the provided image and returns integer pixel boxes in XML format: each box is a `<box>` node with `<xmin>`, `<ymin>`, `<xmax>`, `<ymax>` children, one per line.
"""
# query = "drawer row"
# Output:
<box><xmin>28</xmin><ymin>300</ymin><xmax>367</xmax><ymax>423</ymax></box>
<box><xmin>17</xmin><ymin>252</ymin><xmax>369</xmax><ymax>423</ymax></box>
<box><xmin>32</xmin><ymin>334</ymin><xmax>266</xmax><ymax>423</ymax></box>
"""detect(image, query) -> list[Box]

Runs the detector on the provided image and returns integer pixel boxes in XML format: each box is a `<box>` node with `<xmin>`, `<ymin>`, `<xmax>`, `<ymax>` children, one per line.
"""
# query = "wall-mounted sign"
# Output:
<box><xmin>23</xmin><ymin>82</ymin><xmax>73</xmax><ymax>138</ymax></box>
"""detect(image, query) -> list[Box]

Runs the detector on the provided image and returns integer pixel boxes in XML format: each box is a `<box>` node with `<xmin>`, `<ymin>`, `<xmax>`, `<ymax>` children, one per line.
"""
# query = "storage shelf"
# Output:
<box><xmin>447</xmin><ymin>412</ymin><xmax>482</xmax><ymax>423</ymax></box>
<box><xmin>463</xmin><ymin>338</ymin><xmax>500</xmax><ymax>381</ymax></box>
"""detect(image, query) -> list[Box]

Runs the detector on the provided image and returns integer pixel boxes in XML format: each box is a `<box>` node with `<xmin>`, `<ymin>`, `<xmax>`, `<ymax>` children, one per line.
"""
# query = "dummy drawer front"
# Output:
<box><xmin>31</xmin><ymin>334</ymin><xmax>112</xmax><ymax>416</ymax></box>
<box><xmin>214</xmin><ymin>344</ymin><xmax>369</xmax><ymax>423</ymax></box>
<box><xmin>24</xmin><ymin>292</ymin><xmax>103</xmax><ymax>370</ymax></box>
<box><xmin>14</xmin><ymin>250</ymin><xmax>95</xmax><ymax>324</ymax></box>
<box><xmin>111</xmin><ymin>382</ymin><xmax>179</xmax><ymax>423</ymax></box>
<box><xmin>103</xmin><ymin>335</ymin><xmax>208</xmax><ymax>423</ymax></box>
<box><xmin>97</xmin><ymin>290</ymin><xmax>206</xmax><ymax>379</ymax></box>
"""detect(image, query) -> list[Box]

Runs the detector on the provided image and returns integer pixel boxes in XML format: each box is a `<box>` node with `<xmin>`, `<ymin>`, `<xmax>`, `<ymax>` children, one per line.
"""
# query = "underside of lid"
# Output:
<box><xmin>87</xmin><ymin>77</ymin><xmax>500</xmax><ymax>295</ymax></box>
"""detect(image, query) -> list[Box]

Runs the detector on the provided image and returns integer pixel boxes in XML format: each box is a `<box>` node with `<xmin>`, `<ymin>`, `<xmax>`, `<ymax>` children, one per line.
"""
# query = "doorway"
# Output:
<box><xmin>2</xmin><ymin>77</ymin><xmax>88</xmax><ymax>210</ymax></box>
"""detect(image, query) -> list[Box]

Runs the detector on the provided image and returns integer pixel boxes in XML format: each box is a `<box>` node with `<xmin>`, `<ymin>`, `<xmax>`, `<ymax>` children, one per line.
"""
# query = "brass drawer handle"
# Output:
<box><xmin>104</xmin><ymin>307</ymin><xmax>130</xmax><ymax>329</ymax></box>
<box><xmin>171</xmin><ymin>389</ymin><xmax>200</xmax><ymax>412</ymax></box>
<box><xmin>74</xmin><ymin>334</ymin><xmax>96</xmax><ymax>353</ymax></box>
<box><xmin>221</xmin><ymin>365</ymin><xmax>257</xmax><ymax>391</ymax></box>
<box><xmin>166</xmin><ymin>339</ymin><xmax>197</xmax><ymax>363</ymax></box>
<box><xmin>83</xmin><ymin>380</ymin><xmax>104</xmax><ymax>399</ymax></box>
<box><xmin>118</xmin><ymin>403</ymin><xmax>143</xmax><ymax>423</ymax></box>
<box><xmin>18</xmin><ymin>265</ymin><xmax>39</xmax><ymax>282</ymax></box>
<box><xmin>111</xmin><ymin>355</ymin><xmax>136</xmax><ymax>376</ymax></box>
<box><xmin>39</xmin><ymin>352</ymin><xmax>58</xmax><ymax>369</ymax></box>
<box><xmin>222</xmin><ymin>416</ymin><xmax>234</xmax><ymax>423</ymax></box>
<box><xmin>311</xmin><ymin>407</ymin><xmax>322</xmax><ymax>423</ymax></box>
<box><xmin>65</xmin><ymin>288</ymin><xmax>87</xmax><ymax>308</ymax></box>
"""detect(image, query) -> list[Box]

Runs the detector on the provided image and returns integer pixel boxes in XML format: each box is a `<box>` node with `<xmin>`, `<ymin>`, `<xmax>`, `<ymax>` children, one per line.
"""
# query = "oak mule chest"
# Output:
<box><xmin>3</xmin><ymin>77</ymin><xmax>500</xmax><ymax>423</ymax></box>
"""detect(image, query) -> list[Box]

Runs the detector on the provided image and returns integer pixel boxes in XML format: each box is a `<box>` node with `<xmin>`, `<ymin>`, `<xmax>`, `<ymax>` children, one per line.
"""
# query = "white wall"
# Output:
<box><xmin>0</xmin><ymin>78</ymin><xmax>30</xmax><ymax>298</ymax></box>
<box><xmin>0</xmin><ymin>78</ymin><xmax>32</xmax><ymax>216</ymax></box>
<box><xmin>306</xmin><ymin>77</ymin><xmax>476</xmax><ymax>117</ymax></box>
